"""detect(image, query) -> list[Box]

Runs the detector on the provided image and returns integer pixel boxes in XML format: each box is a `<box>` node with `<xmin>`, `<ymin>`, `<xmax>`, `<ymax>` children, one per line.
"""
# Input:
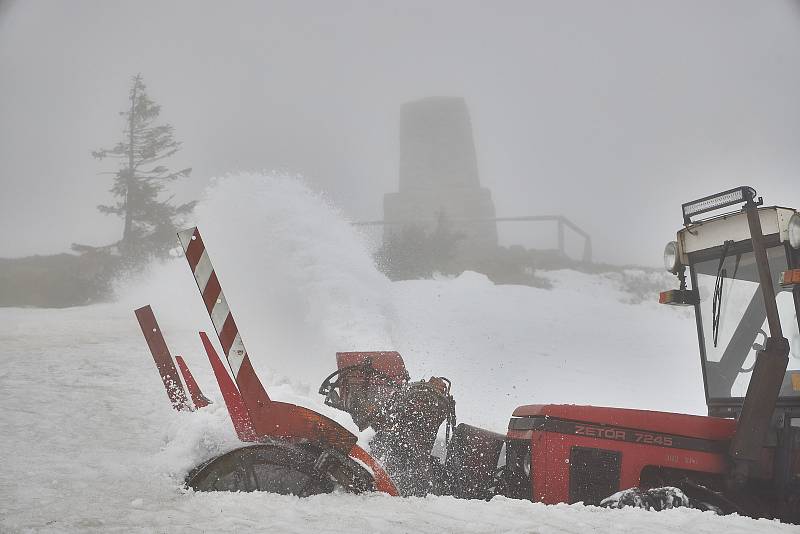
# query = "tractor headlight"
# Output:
<box><xmin>789</xmin><ymin>213</ymin><xmax>800</xmax><ymax>249</ymax></box>
<box><xmin>663</xmin><ymin>241</ymin><xmax>680</xmax><ymax>273</ymax></box>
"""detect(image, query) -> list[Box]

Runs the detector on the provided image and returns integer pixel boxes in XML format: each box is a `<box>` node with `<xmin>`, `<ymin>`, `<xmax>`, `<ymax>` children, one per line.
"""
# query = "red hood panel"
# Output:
<box><xmin>512</xmin><ymin>404</ymin><xmax>736</xmax><ymax>441</ymax></box>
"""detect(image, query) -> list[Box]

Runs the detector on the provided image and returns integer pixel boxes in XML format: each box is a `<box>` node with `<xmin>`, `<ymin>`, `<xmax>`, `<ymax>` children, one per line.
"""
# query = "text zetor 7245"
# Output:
<box><xmin>136</xmin><ymin>186</ymin><xmax>800</xmax><ymax>523</ymax></box>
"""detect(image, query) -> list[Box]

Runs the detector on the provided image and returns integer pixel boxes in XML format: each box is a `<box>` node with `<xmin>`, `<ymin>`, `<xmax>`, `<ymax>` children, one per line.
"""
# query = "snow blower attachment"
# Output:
<box><xmin>136</xmin><ymin>227</ymin><xmax>397</xmax><ymax>496</ymax></box>
<box><xmin>134</xmin><ymin>199</ymin><xmax>799</xmax><ymax>523</ymax></box>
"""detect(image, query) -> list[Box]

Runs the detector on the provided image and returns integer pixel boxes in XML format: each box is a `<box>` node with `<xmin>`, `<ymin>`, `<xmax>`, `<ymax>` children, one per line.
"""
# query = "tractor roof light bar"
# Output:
<box><xmin>682</xmin><ymin>186</ymin><xmax>761</xmax><ymax>225</ymax></box>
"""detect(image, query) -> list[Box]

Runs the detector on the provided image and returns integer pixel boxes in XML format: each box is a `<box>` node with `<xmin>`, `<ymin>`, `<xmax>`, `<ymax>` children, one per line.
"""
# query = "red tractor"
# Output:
<box><xmin>138</xmin><ymin>186</ymin><xmax>799</xmax><ymax>523</ymax></box>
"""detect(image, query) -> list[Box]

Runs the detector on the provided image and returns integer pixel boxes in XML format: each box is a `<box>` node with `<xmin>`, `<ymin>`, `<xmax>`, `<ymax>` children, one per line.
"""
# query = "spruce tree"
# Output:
<box><xmin>90</xmin><ymin>74</ymin><xmax>194</xmax><ymax>262</ymax></box>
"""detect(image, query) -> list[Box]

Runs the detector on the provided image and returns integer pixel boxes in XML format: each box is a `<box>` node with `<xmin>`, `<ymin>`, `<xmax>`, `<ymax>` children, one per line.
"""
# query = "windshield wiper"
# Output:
<box><xmin>712</xmin><ymin>240</ymin><xmax>735</xmax><ymax>347</ymax></box>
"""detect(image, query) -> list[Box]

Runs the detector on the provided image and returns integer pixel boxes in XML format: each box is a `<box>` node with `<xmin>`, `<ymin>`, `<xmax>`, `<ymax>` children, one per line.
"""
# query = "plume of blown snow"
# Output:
<box><xmin>118</xmin><ymin>172</ymin><xmax>395</xmax><ymax>385</ymax></box>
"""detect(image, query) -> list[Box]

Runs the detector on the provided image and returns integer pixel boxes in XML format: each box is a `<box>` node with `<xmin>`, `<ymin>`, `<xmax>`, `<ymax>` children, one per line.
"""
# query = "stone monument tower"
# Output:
<box><xmin>383</xmin><ymin>97</ymin><xmax>498</xmax><ymax>262</ymax></box>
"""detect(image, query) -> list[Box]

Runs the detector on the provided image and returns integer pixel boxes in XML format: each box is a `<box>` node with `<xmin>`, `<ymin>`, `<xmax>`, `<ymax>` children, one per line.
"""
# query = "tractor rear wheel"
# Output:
<box><xmin>185</xmin><ymin>441</ymin><xmax>374</xmax><ymax>495</ymax></box>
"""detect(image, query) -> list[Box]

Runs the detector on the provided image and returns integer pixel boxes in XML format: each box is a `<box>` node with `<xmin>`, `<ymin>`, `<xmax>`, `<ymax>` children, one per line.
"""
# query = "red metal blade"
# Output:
<box><xmin>134</xmin><ymin>305</ymin><xmax>190</xmax><ymax>411</ymax></box>
<box><xmin>175</xmin><ymin>355</ymin><xmax>211</xmax><ymax>409</ymax></box>
<box><xmin>177</xmin><ymin>227</ymin><xmax>272</xmax><ymax>410</ymax></box>
<box><xmin>348</xmin><ymin>444</ymin><xmax>398</xmax><ymax>496</ymax></box>
<box><xmin>200</xmin><ymin>331</ymin><xmax>256</xmax><ymax>441</ymax></box>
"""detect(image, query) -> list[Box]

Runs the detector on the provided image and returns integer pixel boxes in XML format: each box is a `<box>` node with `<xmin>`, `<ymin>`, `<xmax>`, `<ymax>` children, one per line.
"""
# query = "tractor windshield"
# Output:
<box><xmin>692</xmin><ymin>243</ymin><xmax>800</xmax><ymax>402</ymax></box>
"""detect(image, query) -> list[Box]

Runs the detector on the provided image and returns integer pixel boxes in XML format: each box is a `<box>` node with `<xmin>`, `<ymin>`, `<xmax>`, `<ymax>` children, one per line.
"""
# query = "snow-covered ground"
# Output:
<box><xmin>1</xmin><ymin>174</ymin><xmax>794</xmax><ymax>532</ymax></box>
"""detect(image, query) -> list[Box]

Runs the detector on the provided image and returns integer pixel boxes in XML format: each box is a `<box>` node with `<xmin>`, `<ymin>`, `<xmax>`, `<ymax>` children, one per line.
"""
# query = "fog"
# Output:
<box><xmin>1</xmin><ymin>0</ymin><xmax>799</xmax><ymax>265</ymax></box>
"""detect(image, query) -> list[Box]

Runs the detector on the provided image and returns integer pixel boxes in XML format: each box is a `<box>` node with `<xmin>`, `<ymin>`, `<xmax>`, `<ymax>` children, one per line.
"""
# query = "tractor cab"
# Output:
<box><xmin>690</xmin><ymin>240</ymin><xmax>800</xmax><ymax>408</ymax></box>
<box><xmin>661</xmin><ymin>191</ymin><xmax>800</xmax><ymax>420</ymax></box>
<box><xmin>655</xmin><ymin>186</ymin><xmax>800</xmax><ymax>514</ymax></box>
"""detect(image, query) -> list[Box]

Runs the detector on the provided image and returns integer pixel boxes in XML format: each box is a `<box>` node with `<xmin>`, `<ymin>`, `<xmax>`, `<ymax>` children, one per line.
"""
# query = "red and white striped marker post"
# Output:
<box><xmin>176</xmin><ymin>228</ymin><xmax>272</xmax><ymax>411</ymax></box>
<box><xmin>177</xmin><ymin>227</ymin><xmax>361</xmax><ymax>453</ymax></box>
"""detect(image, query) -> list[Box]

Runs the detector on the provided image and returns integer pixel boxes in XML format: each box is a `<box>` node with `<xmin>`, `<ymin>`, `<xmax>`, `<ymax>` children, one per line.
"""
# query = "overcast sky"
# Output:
<box><xmin>1</xmin><ymin>0</ymin><xmax>799</xmax><ymax>265</ymax></box>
